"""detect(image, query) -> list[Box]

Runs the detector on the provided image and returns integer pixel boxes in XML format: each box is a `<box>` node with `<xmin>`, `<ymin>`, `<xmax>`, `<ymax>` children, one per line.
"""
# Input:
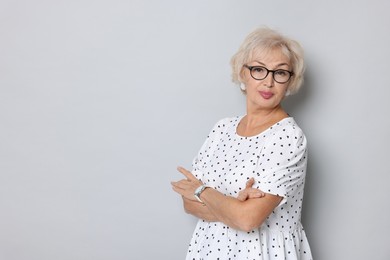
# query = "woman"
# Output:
<box><xmin>171</xmin><ymin>27</ymin><xmax>313</xmax><ymax>260</ymax></box>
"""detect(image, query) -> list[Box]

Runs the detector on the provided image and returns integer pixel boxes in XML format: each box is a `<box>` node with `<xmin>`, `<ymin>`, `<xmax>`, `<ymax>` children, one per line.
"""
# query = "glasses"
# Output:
<box><xmin>244</xmin><ymin>65</ymin><xmax>293</xmax><ymax>84</ymax></box>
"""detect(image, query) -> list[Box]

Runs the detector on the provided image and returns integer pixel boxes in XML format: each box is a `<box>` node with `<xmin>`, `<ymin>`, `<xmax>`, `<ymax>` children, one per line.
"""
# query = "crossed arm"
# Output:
<box><xmin>171</xmin><ymin>167</ymin><xmax>282</xmax><ymax>232</ymax></box>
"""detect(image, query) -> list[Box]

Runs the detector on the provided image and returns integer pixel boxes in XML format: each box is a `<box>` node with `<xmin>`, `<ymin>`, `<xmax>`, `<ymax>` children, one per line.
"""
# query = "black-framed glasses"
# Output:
<box><xmin>244</xmin><ymin>65</ymin><xmax>293</xmax><ymax>84</ymax></box>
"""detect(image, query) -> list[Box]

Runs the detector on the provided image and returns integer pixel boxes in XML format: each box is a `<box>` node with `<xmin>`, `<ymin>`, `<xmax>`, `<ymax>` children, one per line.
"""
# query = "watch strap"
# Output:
<box><xmin>194</xmin><ymin>185</ymin><xmax>209</xmax><ymax>203</ymax></box>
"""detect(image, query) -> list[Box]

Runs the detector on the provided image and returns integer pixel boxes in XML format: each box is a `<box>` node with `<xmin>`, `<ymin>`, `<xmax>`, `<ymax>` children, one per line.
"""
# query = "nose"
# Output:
<box><xmin>262</xmin><ymin>72</ymin><xmax>275</xmax><ymax>87</ymax></box>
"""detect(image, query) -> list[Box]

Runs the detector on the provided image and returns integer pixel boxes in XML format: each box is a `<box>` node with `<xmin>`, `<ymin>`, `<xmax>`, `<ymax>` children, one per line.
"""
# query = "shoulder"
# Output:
<box><xmin>214</xmin><ymin>116</ymin><xmax>241</xmax><ymax>127</ymax></box>
<box><xmin>267</xmin><ymin>117</ymin><xmax>307</xmax><ymax>148</ymax></box>
<box><xmin>209</xmin><ymin>116</ymin><xmax>241</xmax><ymax>133</ymax></box>
<box><xmin>200</xmin><ymin>116</ymin><xmax>241</xmax><ymax>148</ymax></box>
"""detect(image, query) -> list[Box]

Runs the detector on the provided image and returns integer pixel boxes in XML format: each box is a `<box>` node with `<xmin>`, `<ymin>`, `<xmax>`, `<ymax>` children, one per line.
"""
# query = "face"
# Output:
<box><xmin>242</xmin><ymin>48</ymin><xmax>291</xmax><ymax>112</ymax></box>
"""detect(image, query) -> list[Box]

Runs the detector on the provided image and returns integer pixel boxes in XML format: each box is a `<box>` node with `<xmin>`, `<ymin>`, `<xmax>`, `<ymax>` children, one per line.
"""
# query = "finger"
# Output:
<box><xmin>171</xmin><ymin>181</ymin><xmax>178</xmax><ymax>187</ymax></box>
<box><xmin>237</xmin><ymin>194</ymin><xmax>247</xmax><ymax>201</ymax></box>
<box><xmin>237</xmin><ymin>191</ymin><xmax>249</xmax><ymax>201</ymax></box>
<box><xmin>238</xmin><ymin>189</ymin><xmax>266</xmax><ymax>201</ymax></box>
<box><xmin>171</xmin><ymin>180</ymin><xmax>190</xmax><ymax>189</ymax></box>
<box><xmin>245</xmin><ymin>177</ymin><xmax>255</xmax><ymax>188</ymax></box>
<box><xmin>247</xmin><ymin>191</ymin><xmax>266</xmax><ymax>199</ymax></box>
<box><xmin>177</xmin><ymin>166</ymin><xmax>196</xmax><ymax>181</ymax></box>
<box><xmin>171</xmin><ymin>184</ymin><xmax>183</xmax><ymax>194</ymax></box>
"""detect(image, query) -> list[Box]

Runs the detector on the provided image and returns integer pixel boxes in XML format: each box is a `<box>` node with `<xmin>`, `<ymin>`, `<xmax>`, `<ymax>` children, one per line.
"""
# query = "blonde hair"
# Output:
<box><xmin>230</xmin><ymin>27</ymin><xmax>305</xmax><ymax>95</ymax></box>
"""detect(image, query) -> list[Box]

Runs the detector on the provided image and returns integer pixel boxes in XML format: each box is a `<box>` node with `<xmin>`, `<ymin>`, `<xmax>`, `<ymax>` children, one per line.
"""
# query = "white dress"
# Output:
<box><xmin>186</xmin><ymin>116</ymin><xmax>313</xmax><ymax>260</ymax></box>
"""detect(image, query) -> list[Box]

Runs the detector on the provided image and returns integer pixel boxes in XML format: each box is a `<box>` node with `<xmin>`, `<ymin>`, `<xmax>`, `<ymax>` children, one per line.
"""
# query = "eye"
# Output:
<box><xmin>252</xmin><ymin>66</ymin><xmax>266</xmax><ymax>73</ymax></box>
<box><xmin>275</xmin><ymin>70</ymin><xmax>289</xmax><ymax>76</ymax></box>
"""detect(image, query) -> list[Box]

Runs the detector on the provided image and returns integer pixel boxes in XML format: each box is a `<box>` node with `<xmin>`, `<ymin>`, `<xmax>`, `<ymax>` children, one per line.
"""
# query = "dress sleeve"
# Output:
<box><xmin>191</xmin><ymin>118</ymin><xmax>227</xmax><ymax>180</ymax></box>
<box><xmin>254</xmin><ymin>125</ymin><xmax>308</xmax><ymax>205</ymax></box>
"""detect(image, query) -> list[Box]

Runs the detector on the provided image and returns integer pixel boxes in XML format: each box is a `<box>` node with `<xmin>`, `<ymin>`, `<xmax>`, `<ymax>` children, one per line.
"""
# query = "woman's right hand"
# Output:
<box><xmin>237</xmin><ymin>178</ymin><xmax>265</xmax><ymax>201</ymax></box>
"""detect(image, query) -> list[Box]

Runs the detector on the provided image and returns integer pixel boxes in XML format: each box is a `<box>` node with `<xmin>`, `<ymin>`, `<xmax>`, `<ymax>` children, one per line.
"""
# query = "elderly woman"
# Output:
<box><xmin>171</xmin><ymin>27</ymin><xmax>313</xmax><ymax>260</ymax></box>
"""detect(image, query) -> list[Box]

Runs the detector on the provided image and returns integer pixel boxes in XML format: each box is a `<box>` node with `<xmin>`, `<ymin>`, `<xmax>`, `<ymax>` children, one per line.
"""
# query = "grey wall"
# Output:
<box><xmin>1</xmin><ymin>0</ymin><xmax>390</xmax><ymax>259</ymax></box>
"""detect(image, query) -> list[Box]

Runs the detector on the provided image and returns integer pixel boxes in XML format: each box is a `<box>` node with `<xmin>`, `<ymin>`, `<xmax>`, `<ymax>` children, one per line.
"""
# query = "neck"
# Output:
<box><xmin>236</xmin><ymin>106</ymin><xmax>288</xmax><ymax>137</ymax></box>
<box><xmin>244</xmin><ymin>105</ymin><xmax>287</xmax><ymax>128</ymax></box>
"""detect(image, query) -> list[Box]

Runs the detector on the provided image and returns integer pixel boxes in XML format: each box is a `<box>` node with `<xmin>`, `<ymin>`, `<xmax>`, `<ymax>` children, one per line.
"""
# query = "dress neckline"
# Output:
<box><xmin>234</xmin><ymin>115</ymin><xmax>293</xmax><ymax>139</ymax></box>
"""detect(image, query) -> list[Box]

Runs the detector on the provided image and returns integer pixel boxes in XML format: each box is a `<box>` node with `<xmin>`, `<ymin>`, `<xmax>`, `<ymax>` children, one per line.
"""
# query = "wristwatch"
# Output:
<box><xmin>194</xmin><ymin>185</ymin><xmax>209</xmax><ymax>203</ymax></box>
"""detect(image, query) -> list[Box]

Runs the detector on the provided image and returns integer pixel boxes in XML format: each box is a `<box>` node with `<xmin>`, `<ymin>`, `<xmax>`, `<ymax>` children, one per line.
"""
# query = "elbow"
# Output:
<box><xmin>233</xmin><ymin>213</ymin><xmax>265</xmax><ymax>232</ymax></box>
<box><xmin>238</xmin><ymin>221</ymin><xmax>262</xmax><ymax>233</ymax></box>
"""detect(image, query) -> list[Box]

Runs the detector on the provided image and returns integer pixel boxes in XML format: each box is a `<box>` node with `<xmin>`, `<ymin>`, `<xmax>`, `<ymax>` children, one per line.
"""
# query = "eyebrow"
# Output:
<box><xmin>253</xmin><ymin>61</ymin><xmax>290</xmax><ymax>69</ymax></box>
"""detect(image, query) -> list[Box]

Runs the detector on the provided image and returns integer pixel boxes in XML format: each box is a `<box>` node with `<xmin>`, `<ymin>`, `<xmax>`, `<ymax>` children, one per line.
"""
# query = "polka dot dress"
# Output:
<box><xmin>186</xmin><ymin>116</ymin><xmax>313</xmax><ymax>260</ymax></box>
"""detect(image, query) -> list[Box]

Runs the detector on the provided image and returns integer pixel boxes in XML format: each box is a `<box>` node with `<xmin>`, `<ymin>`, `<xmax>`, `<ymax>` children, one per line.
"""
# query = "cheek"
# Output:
<box><xmin>278</xmin><ymin>88</ymin><xmax>288</xmax><ymax>99</ymax></box>
<box><xmin>245</xmin><ymin>82</ymin><xmax>259</xmax><ymax>94</ymax></box>
<box><xmin>279</xmin><ymin>83</ymin><xmax>289</xmax><ymax>93</ymax></box>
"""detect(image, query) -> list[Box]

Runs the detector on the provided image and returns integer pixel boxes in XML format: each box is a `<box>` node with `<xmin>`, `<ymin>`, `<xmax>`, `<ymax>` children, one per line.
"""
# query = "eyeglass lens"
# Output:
<box><xmin>249</xmin><ymin>66</ymin><xmax>291</xmax><ymax>83</ymax></box>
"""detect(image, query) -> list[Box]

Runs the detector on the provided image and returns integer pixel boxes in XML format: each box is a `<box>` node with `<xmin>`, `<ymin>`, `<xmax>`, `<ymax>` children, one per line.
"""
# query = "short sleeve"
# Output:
<box><xmin>254</xmin><ymin>125</ymin><xmax>307</xmax><ymax>205</ymax></box>
<box><xmin>191</xmin><ymin>118</ymin><xmax>228</xmax><ymax>180</ymax></box>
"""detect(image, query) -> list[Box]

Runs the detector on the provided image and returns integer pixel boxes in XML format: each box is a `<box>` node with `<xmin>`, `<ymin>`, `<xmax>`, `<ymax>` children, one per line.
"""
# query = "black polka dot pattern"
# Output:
<box><xmin>187</xmin><ymin>116</ymin><xmax>313</xmax><ymax>259</ymax></box>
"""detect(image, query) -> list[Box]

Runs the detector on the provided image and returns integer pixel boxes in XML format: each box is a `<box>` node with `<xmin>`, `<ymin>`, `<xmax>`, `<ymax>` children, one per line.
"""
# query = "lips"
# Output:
<box><xmin>259</xmin><ymin>91</ymin><xmax>274</xmax><ymax>99</ymax></box>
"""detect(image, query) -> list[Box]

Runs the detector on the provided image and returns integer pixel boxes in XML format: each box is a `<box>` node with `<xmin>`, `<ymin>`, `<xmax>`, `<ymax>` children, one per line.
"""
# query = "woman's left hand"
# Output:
<box><xmin>171</xmin><ymin>166</ymin><xmax>203</xmax><ymax>201</ymax></box>
<box><xmin>237</xmin><ymin>178</ymin><xmax>266</xmax><ymax>201</ymax></box>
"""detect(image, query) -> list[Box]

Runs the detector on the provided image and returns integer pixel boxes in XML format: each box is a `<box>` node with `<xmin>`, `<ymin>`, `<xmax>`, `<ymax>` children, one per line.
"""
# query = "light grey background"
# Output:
<box><xmin>1</xmin><ymin>0</ymin><xmax>389</xmax><ymax>259</ymax></box>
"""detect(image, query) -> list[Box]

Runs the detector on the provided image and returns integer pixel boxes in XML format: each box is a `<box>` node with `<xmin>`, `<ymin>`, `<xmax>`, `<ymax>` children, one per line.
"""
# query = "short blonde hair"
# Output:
<box><xmin>230</xmin><ymin>27</ymin><xmax>305</xmax><ymax>95</ymax></box>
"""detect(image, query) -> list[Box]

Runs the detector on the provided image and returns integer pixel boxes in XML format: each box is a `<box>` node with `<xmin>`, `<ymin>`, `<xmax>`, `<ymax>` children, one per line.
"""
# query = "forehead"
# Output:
<box><xmin>249</xmin><ymin>47</ymin><xmax>291</xmax><ymax>66</ymax></box>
